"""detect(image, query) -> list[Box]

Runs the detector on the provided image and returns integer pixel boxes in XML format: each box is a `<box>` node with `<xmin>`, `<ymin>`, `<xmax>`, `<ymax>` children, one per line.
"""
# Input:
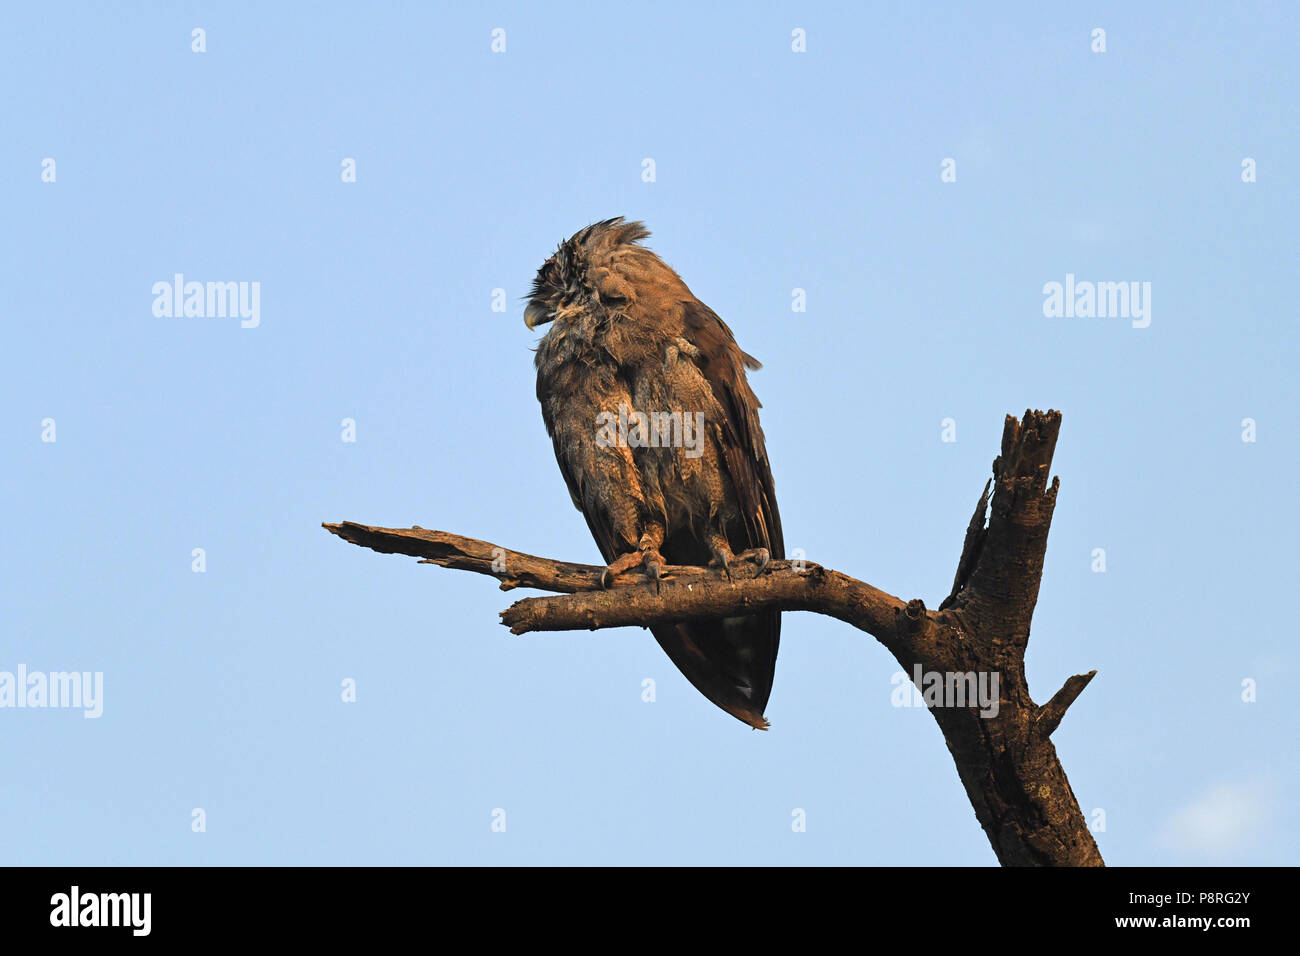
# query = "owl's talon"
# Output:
<box><xmin>709</xmin><ymin>545</ymin><xmax>735</xmax><ymax>581</ymax></box>
<box><xmin>601</xmin><ymin>547</ymin><xmax>666</xmax><ymax>590</ymax></box>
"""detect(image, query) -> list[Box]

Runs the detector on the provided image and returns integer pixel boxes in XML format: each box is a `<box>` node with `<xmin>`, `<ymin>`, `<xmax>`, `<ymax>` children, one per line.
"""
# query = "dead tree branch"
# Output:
<box><xmin>324</xmin><ymin>409</ymin><xmax>1102</xmax><ymax>867</ymax></box>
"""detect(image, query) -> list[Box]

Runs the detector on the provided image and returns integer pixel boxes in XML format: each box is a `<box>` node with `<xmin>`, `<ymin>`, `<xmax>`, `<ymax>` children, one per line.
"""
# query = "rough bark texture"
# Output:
<box><xmin>324</xmin><ymin>409</ymin><xmax>1102</xmax><ymax>867</ymax></box>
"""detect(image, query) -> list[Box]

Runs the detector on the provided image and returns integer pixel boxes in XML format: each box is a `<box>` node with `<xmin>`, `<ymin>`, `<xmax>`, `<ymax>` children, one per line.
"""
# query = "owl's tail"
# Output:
<box><xmin>650</xmin><ymin>610</ymin><xmax>780</xmax><ymax>729</ymax></box>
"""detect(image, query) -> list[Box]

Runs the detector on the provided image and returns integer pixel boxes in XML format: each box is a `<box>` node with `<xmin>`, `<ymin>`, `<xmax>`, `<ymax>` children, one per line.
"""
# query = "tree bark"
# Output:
<box><xmin>324</xmin><ymin>409</ymin><xmax>1102</xmax><ymax>866</ymax></box>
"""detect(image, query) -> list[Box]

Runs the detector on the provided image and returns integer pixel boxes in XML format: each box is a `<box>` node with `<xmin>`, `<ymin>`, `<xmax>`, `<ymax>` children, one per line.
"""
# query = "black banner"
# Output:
<box><xmin>0</xmin><ymin>866</ymin><xmax>1282</xmax><ymax>941</ymax></box>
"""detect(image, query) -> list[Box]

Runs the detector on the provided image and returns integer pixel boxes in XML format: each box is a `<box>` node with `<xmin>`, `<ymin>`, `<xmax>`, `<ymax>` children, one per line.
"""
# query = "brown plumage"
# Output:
<box><xmin>526</xmin><ymin>218</ymin><xmax>784</xmax><ymax>729</ymax></box>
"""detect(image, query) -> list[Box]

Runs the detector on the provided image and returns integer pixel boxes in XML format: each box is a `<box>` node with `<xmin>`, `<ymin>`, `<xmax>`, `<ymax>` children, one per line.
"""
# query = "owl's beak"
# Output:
<box><xmin>524</xmin><ymin>302</ymin><xmax>554</xmax><ymax>331</ymax></box>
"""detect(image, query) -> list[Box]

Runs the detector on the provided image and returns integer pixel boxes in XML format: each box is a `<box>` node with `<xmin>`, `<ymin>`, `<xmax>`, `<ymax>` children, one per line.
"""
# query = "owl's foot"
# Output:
<box><xmin>710</xmin><ymin>545</ymin><xmax>771</xmax><ymax>580</ymax></box>
<box><xmin>600</xmin><ymin>547</ymin><xmax>666</xmax><ymax>592</ymax></box>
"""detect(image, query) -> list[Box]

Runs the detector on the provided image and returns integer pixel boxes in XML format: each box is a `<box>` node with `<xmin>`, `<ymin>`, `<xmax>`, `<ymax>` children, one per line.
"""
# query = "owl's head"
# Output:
<box><xmin>524</xmin><ymin>217</ymin><xmax>651</xmax><ymax>330</ymax></box>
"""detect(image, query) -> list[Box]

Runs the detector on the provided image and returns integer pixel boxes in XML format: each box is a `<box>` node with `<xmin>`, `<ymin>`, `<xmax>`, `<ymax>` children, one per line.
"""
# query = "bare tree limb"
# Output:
<box><xmin>324</xmin><ymin>409</ymin><xmax>1102</xmax><ymax>867</ymax></box>
<box><xmin>1036</xmin><ymin>670</ymin><xmax>1098</xmax><ymax>739</ymax></box>
<box><xmin>322</xmin><ymin>522</ymin><xmax>607</xmax><ymax>593</ymax></box>
<box><xmin>941</xmin><ymin>478</ymin><xmax>990</xmax><ymax>611</ymax></box>
<box><xmin>498</xmin><ymin>563</ymin><xmax>911</xmax><ymax>639</ymax></box>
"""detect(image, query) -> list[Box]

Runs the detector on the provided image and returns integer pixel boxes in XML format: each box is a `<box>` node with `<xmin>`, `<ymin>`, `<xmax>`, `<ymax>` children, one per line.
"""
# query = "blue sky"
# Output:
<box><xmin>2</xmin><ymin>2</ymin><xmax>1295</xmax><ymax>865</ymax></box>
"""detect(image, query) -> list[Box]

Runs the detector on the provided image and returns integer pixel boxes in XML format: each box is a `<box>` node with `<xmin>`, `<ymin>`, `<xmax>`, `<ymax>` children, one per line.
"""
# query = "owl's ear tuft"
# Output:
<box><xmin>612</xmin><ymin>219</ymin><xmax>651</xmax><ymax>246</ymax></box>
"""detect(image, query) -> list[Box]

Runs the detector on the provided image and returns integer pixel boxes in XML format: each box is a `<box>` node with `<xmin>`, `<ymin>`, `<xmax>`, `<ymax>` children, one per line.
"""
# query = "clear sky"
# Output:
<box><xmin>2</xmin><ymin>2</ymin><xmax>1295</xmax><ymax>865</ymax></box>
